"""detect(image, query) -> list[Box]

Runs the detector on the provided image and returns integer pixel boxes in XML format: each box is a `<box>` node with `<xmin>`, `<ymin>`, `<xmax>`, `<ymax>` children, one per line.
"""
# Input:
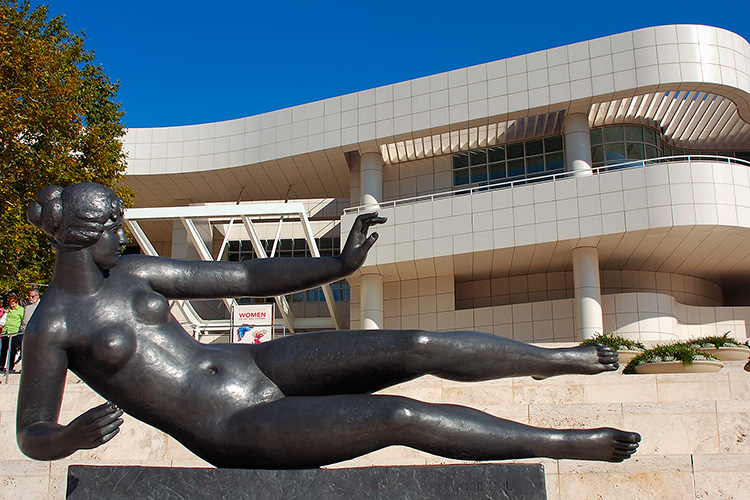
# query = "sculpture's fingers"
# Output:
<box><xmin>355</xmin><ymin>213</ymin><xmax>379</xmax><ymax>234</ymax></box>
<box><xmin>360</xmin><ymin>233</ymin><xmax>379</xmax><ymax>253</ymax></box>
<box><xmin>82</xmin><ymin>407</ymin><xmax>122</xmax><ymax>432</ymax></box>
<box><xmin>79</xmin><ymin>402</ymin><xmax>118</xmax><ymax>425</ymax></box>
<box><xmin>95</xmin><ymin>418</ymin><xmax>123</xmax><ymax>438</ymax></box>
<box><xmin>368</xmin><ymin>216</ymin><xmax>387</xmax><ymax>226</ymax></box>
<box><xmin>88</xmin><ymin>427</ymin><xmax>121</xmax><ymax>448</ymax></box>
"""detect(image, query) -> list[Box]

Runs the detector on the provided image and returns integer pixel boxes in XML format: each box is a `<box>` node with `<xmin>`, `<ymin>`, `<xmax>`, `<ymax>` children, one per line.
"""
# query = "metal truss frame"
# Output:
<box><xmin>124</xmin><ymin>202</ymin><xmax>344</xmax><ymax>339</ymax></box>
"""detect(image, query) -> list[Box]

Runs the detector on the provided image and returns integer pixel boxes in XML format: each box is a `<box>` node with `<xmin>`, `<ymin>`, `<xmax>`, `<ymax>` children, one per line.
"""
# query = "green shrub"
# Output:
<box><xmin>688</xmin><ymin>332</ymin><xmax>749</xmax><ymax>350</ymax></box>
<box><xmin>581</xmin><ymin>333</ymin><xmax>646</xmax><ymax>351</ymax></box>
<box><xmin>623</xmin><ymin>342</ymin><xmax>719</xmax><ymax>374</ymax></box>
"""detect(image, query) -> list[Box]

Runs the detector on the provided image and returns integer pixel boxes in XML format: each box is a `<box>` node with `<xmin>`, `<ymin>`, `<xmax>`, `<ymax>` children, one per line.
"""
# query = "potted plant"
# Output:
<box><xmin>623</xmin><ymin>342</ymin><xmax>723</xmax><ymax>374</ymax></box>
<box><xmin>581</xmin><ymin>333</ymin><xmax>646</xmax><ymax>364</ymax></box>
<box><xmin>689</xmin><ymin>332</ymin><xmax>750</xmax><ymax>361</ymax></box>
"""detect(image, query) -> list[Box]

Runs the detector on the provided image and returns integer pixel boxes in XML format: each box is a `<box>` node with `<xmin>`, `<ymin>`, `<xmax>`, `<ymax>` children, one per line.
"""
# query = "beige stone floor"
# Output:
<box><xmin>2</xmin><ymin>361</ymin><xmax>749</xmax><ymax>500</ymax></box>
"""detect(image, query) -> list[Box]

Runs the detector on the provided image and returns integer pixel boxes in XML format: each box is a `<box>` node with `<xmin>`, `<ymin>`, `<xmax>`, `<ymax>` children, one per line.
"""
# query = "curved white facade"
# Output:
<box><xmin>122</xmin><ymin>25</ymin><xmax>750</xmax><ymax>344</ymax></box>
<box><xmin>123</xmin><ymin>25</ymin><xmax>750</xmax><ymax>207</ymax></box>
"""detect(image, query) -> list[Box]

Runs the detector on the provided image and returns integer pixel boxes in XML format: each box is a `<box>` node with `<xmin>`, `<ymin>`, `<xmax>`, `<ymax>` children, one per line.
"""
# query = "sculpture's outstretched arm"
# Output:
<box><xmin>16</xmin><ymin>327</ymin><xmax>123</xmax><ymax>461</ymax></box>
<box><xmin>125</xmin><ymin>213</ymin><xmax>386</xmax><ymax>300</ymax></box>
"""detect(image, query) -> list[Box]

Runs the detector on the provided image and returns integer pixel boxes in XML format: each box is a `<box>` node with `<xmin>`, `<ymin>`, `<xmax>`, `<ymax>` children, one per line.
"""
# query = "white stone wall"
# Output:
<box><xmin>351</xmin><ymin>281</ymin><xmax>750</xmax><ymax>343</ymax></box>
<box><xmin>2</xmin><ymin>360</ymin><xmax>748</xmax><ymax>500</ymax></box>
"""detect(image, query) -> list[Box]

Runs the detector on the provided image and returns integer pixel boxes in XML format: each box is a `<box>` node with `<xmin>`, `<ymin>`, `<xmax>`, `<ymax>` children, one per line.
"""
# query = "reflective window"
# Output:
<box><xmin>452</xmin><ymin>135</ymin><xmax>566</xmax><ymax>188</ymax></box>
<box><xmin>590</xmin><ymin>125</ymin><xmax>663</xmax><ymax>168</ymax></box>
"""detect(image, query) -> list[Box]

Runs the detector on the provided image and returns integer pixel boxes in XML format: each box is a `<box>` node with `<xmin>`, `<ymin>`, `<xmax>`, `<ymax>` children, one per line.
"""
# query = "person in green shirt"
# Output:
<box><xmin>1</xmin><ymin>294</ymin><xmax>24</xmax><ymax>372</ymax></box>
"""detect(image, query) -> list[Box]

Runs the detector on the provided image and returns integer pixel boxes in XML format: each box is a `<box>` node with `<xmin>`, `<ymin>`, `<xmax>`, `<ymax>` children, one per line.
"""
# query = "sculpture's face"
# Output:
<box><xmin>88</xmin><ymin>223</ymin><xmax>128</xmax><ymax>269</ymax></box>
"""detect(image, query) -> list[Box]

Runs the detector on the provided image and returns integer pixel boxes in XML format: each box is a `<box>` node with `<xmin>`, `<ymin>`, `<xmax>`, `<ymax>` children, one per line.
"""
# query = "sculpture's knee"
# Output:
<box><xmin>401</xmin><ymin>329</ymin><xmax>449</xmax><ymax>360</ymax></box>
<box><xmin>384</xmin><ymin>397</ymin><xmax>420</xmax><ymax>430</ymax></box>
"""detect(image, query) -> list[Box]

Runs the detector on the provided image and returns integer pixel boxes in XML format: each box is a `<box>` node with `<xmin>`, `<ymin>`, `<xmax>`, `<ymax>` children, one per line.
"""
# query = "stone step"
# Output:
<box><xmin>2</xmin><ymin>360</ymin><xmax>749</xmax><ymax>500</ymax></box>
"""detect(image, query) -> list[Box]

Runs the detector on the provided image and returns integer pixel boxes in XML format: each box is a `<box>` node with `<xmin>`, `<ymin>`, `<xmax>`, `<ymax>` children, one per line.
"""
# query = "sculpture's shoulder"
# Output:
<box><xmin>23</xmin><ymin>294</ymin><xmax>69</xmax><ymax>347</ymax></box>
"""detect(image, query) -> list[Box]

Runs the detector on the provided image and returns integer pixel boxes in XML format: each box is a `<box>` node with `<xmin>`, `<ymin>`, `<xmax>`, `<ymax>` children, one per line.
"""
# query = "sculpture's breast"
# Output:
<box><xmin>133</xmin><ymin>290</ymin><xmax>170</xmax><ymax>325</ymax></box>
<box><xmin>89</xmin><ymin>325</ymin><xmax>137</xmax><ymax>372</ymax></box>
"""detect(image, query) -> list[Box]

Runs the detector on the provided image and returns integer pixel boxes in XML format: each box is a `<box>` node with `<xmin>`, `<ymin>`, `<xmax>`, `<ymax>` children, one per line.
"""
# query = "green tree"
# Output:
<box><xmin>0</xmin><ymin>0</ymin><xmax>130</xmax><ymax>295</ymax></box>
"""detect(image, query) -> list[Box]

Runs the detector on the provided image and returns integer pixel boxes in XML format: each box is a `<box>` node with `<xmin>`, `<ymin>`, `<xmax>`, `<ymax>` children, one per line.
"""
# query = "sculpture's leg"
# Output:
<box><xmin>253</xmin><ymin>329</ymin><xmax>618</xmax><ymax>396</ymax></box>
<box><xmin>211</xmin><ymin>394</ymin><xmax>639</xmax><ymax>469</ymax></box>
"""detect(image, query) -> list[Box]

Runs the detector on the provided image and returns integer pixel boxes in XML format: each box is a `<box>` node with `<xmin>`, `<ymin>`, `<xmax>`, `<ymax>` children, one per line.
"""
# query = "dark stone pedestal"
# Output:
<box><xmin>67</xmin><ymin>463</ymin><xmax>547</xmax><ymax>499</ymax></box>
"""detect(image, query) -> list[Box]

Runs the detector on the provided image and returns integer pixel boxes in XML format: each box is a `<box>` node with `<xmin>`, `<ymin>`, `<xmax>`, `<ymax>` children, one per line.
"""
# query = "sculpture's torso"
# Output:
<box><xmin>33</xmin><ymin>263</ymin><xmax>284</xmax><ymax>446</ymax></box>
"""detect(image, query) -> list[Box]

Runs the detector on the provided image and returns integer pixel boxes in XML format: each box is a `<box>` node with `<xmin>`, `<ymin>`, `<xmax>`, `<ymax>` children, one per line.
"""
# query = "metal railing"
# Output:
<box><xmin>343</xmin><ymin>155</ymin><xmax>750</xmax><ymax>215</ymax></box>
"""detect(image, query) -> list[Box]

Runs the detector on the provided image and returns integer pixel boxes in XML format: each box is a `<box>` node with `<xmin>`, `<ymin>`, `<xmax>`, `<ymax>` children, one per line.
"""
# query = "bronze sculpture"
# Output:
<box><xmin>17</xmin><ymin>182</ymin><xmax>640</xmax><ymax>469</ymax></box>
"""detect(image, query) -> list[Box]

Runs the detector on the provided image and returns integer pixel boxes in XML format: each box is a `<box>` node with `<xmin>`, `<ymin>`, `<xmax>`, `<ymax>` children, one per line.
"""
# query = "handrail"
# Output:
<box><xmin>343</xmin><ymin>155</ymin><xmax>750</xmax><ymax>215</ymax></box>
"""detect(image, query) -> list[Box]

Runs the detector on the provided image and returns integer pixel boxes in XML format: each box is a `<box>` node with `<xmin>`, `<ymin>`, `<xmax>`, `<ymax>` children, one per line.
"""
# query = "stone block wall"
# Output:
<box><xmin>1</xmin><ymin>357</ymin><xmax>749</xmax><ymax>500</ymax></box>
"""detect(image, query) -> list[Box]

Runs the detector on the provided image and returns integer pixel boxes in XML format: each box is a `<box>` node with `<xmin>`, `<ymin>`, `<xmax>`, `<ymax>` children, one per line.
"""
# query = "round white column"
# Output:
<box><xmin>358</xmin><ymin>151</ymin><xmax>384</xmax><ymax>329</ymax></box>
<box><xmin>564</xmin><ymin>113</ymin><xmax>593</xmax><ymax>177</ymax></box>
<box><xmin>572</xmin><ymin>246</ymin><xmax>603</xmax><ymax>340</ymax></box>
<box><xmin>360</xmin><ymin>151</ymin><xmax>383</xmax><ymax>210</ymax></box>
<box><xmin>360</xmin><ymin>273</ymin><xmax>384</xmax><ymax>330</ymax></box>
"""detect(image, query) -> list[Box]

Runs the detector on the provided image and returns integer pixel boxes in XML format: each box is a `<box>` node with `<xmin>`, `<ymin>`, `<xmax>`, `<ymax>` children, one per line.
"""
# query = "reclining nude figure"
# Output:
<box><xmin>17</xmin><ymin>182</ymin><xmax>640</xmax><ymax>469</ymax></box>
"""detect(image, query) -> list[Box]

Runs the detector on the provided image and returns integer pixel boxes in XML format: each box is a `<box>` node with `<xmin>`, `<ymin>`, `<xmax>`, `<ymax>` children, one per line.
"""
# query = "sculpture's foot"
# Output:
<box><xmin>744</xmin><ymin>358</ymin><xmax>749</xmax><ymax>372</ymax></box>
<box><xmin>532</xmin><ymin>343</ymin><xmax>618</xmax><ymax>380</ymax></box>
<box><xmin>548</xmin><ymin>428</ymin><xmax>641</xmax><ymax>462</ymax></box>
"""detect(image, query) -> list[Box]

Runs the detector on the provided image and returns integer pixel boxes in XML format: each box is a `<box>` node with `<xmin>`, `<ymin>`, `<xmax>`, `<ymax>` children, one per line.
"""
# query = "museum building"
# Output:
<box><xmin>121</xmin><ymin>24</ymin><xmax>750</xmax><ymax>345</ymax></box>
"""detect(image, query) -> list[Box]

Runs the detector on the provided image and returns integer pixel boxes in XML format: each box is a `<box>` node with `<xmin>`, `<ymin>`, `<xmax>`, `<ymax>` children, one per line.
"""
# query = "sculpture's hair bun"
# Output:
<box><xmin>27</xmin><ymin>185</ymin><xmax>64</xmax><ymax>237</ymax></box>
<box><xmin>27</xmin><ymin>183</ymin><xmax>122</xmax><ymax>249</ymax></box>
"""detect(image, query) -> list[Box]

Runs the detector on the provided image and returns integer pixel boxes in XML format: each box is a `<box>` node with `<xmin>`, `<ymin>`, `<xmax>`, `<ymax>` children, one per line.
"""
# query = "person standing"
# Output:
<box><xmin>13</xmin><ymin>289</ymin><xmax>40</xmax><ymax>371</ymax></box>
<box><xmin>1</xmin><ymin>295</ymin><xmax>24</xmax><ymax>373</ymax></box>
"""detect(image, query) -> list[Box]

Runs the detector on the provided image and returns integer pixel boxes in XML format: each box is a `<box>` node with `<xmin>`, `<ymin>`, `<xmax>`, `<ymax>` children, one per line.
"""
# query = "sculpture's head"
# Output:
<box><xmin>27</xmin><ymin>183</ymin><xmax>124</xmax><ymax>251</ymax></box>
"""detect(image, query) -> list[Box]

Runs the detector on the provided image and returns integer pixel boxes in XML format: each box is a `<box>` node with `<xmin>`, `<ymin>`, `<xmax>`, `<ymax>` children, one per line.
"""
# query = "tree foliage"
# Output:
<box><xmin>0</xmin><ymin>0</ymin><xmax>130</xmax><ymax>295</ymax></box>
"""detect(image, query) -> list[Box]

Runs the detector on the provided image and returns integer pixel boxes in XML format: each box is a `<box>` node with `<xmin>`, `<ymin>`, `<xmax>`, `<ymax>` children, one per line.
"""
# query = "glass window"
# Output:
<box><xmin>489</xmin><ymin>162</ymin><xmax>506</xmax><ymax>180</ymax></box>
<box><xmin>470</xmin><ymin>166</ymin><xmax>488</xmax><ymax>183</ymax></box>
<box><xmin>488</xmin><ymin>146</ymin><xmax>505</xmax><ymax>162</ymax></box>
<box><xmin>507</xmin><ymin>142</ymin><xmax>524</xmax><ymax>159</ymax></box>
<box><xmin>626</xmin><ymin>143</ymin><xmax>645</xmax><ymax>160</ymax></box>
<box><xmin>526</xmin><ymin>155</ymin><xmax>545</xmax><ymax>175</ymax></box>
<box><xmin>470</xmin><ymin>150</ymin><xmax>487</xmax><ymax>166</ymax></box>
<box><xmin>625</xmin><ymin>126</ymin><xmax>643</xmax><ymax>142</ymax></box>
<box><xmin>643</xmin><ymin>128</ymin><xmax>657</xmax><ymax>145</ymax></box>
<box><xmin>736</xmin><ymin>151</ymin><xmax>750</xmax><ymax>162</ymax></box>
<box><xmin>604</xmin><ymin>143</ymin><xmax>626</xmax><ymax>163</ymax></box>
<box><xmin>451</xmin><ymin>134</ymin><xmax>566</xmax><ymax>187</ymax></box>
<box><xmin>645</xmin><ymin>145</ymin><xmax>660</xmax><ymax>159</ymax></box>
<box><xmin>453</xmin><ymin>168</ymin><xmax>470</xmax><ymax>185</ymax></box>
<box><xmin>507</xmin><ymin>159</ymin><xmax>525</xmax><ymax>178</ymax></box>
<box><xmin>544</xmin><ymin>136</ymin><xmax>563</xmax><ymax>152</ymax></box>
<box><xmin>590</xmin><ymin>128</ymin><xmax>603</xmax><ymax>145</ymax></box>
<box><xmin>525</xmin><ymin>139</ymin><xmax>543</xmax><ymax>156</ymax></box>
<box><xmin>453</xmin><ymin>152</ymin><xmax>469</xmax><ymax>169</ymax></box>
<box><xmin>545</xmin><ymin>152</ymin><xmax>565</xmax><ymax>171</ymax></box>
<box><xmin>591</xmin><ymin>145</ymin><xmax>604</xmax><ymax>165</ymax></box>
<box><xmin>604</xmin><ymin>126</ymin><xmax>624</xmax><ymax>143</ymax></box>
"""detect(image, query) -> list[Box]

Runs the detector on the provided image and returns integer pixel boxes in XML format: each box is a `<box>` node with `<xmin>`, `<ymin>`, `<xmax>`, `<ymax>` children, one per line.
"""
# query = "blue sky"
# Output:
<box><xmin>38</xmin><ymin>0</ymin><xmax>750</xmax><ymax>129</ymax></box>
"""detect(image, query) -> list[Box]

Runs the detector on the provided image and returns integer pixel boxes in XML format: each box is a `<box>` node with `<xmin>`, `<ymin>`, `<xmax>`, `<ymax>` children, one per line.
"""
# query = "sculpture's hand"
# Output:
<box><xmin>339</xmin><ymin>213</ymin><xmax>387</xmax><ymax>274</ymax></box>
<box><xmin>63</xmin><ymin>402</ymin><xmax>123</xmax><ymax>450</ymax></box>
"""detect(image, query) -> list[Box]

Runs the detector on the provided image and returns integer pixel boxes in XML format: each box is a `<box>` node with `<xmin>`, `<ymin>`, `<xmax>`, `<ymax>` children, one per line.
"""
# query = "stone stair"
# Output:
<box><xmin>1</xmin><ymin>361</ymin><xmax>749</xmax><ymax>500</ymax></box>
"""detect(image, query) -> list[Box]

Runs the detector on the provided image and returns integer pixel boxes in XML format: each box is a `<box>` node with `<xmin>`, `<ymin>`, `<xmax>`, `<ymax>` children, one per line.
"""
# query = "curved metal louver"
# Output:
<box><xmin>589</xmin><ymin>91</ymin><xmax>750</xmax><ymax>150</ymax></box>
<box><xmin>381</xmin><ymin>92</ymin><xmax>750</xmax><ymax>165</ymax></box>
<box><xmin>380</xmin><ymin>111</ymin><xmax>566</xmax><ymax>165</ymax></box>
